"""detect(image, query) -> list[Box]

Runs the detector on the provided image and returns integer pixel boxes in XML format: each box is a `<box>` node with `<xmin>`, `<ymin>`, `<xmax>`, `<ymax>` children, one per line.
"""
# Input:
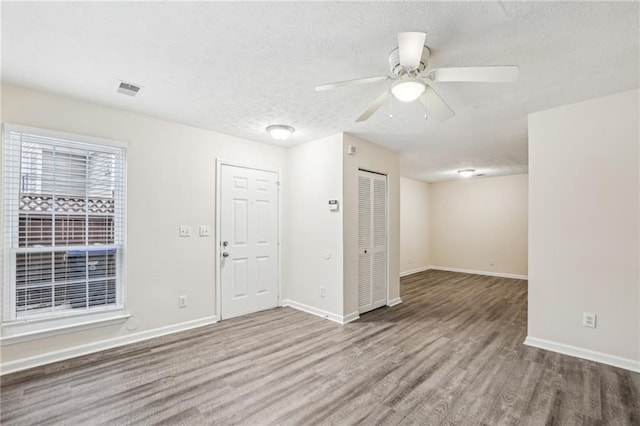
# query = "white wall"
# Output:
<box><xmin>284</xmin><ymin>134</ymin><xmax>344</xmax><ymax>317</ymax></box>
<box><xmin>0</xmin><ymin>85</ymin><xmax>403</xmax><ymax>369</ymax></box>
<box><xmin>528</xmin><ymin>89</ymin><xmax>640</xmax><ymax>369</ymax></box>
<box><xmin>0</xmin><ymin>84</ymin><xmax>287</xmax><ymax>365</ymax></box>
<box><xmin>429</xmin><ymin>174</ymin><xmax>528</xmax><ymax>276</ymax></box>
<box><xmin>400</xmin><ymin>177</ymin><xmax>430</xmax><ymax>275</ymax></box>
<box><xmin>343</xmin><ymin>134</ymin><xmax>401</xmax><ymax>314</ymax></box>
<box><xmin>284</xmin><ymin>133</ymin><xmax>401</xmax><ymax>321</ymax></box>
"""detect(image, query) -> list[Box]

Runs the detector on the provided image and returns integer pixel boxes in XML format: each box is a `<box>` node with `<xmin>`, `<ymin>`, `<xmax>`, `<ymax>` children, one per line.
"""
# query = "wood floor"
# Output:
<box><xmin>1</xmin><ymin>270</ymin><xmax>639</xmax><ymax>425</ymax></box>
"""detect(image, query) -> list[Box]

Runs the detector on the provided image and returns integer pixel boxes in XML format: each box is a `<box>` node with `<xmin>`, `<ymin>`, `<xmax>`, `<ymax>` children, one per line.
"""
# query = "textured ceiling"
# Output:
<box><xmin>2</xmin><ymin>2</ymin><xmax>639</xmax><ymax>182</ymax></box>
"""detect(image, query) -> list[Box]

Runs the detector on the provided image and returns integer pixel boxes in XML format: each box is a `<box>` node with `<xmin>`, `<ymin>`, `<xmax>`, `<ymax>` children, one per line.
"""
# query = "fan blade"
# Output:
<box><xmin>428</xmin><ymin>66</ymin><xmax>519</xmax><ymax>82</ymax></box>
<box><xmin>356</xmin><ymin>90</ymin><xmax>391</xmax><ymax>122</ymax></box>
<box><xmin>398</xmin><ymin>32</ymin><xmax>426</xmax><ymax>69</ymax></box>
<box><xmin>420</xmin><ymin>86</ymin><xmax>454</xmax><ymax>121</ymax></box>
<box><xmin>315</xmin><ymin>76</ymin><xmax>388</xmax><ymax>91</ymax></box>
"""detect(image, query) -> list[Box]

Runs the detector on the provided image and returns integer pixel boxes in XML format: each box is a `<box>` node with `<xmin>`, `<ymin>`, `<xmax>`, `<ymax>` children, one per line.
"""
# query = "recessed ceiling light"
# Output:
<box><xmin>117</xmin><ymin>81</ymin><xmax>141</xmax><ymax>97</ymax></box>
<box><xmin>458</xmin><ymin>169</ymin><xmax>476</xmax><ymax>178</ymax></box>
<box><xmin>266</xmin><ymin>124</ymin><xmax>295</xmax><ymax>141</ymax></box>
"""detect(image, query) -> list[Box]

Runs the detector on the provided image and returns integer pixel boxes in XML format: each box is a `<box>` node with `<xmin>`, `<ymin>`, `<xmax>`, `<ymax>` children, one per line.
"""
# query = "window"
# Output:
<box><xmin>3</xmin><ymin>125</ymin><xmax>126</xmax><ymax>323</ymax></box>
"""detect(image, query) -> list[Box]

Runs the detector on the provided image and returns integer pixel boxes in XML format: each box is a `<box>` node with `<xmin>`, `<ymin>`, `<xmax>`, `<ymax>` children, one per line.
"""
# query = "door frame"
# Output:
<box><xmin>357</xmin><ymin>168</ymin><xmax>389</xmax><ymax>313</ymax></box>
<box><xmin>215</xmin><ymin>159</ymin><xmax>282</xmax><ymax>320</ymax></box>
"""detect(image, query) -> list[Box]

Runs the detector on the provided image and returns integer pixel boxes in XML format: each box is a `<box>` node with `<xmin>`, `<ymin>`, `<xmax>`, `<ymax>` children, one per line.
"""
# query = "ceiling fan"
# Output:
<box><xmin>315</xmin><ymin>32</ymin><xmax>519</xmax><ymax>122</ymax></box>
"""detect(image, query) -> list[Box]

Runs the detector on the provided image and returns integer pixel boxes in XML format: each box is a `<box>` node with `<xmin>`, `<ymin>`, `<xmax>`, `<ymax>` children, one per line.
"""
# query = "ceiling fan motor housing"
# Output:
<box><xmin>388</xmin><ymin>45</ymin><xmax>431</xmax><ymax>75</ymax></box>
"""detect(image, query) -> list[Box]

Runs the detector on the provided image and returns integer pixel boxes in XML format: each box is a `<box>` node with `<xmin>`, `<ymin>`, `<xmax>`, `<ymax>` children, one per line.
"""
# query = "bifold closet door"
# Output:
<box><xmin>358</xmin><ymin>170</ymin><xmax>387</xmax><ymax>314</ymax></box>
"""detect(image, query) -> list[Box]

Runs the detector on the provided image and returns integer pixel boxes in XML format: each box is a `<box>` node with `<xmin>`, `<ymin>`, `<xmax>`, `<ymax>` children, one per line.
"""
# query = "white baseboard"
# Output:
<box><xmin>0</xmin><ymin>315</ymin><xmax>218</xmax><ymax>376</ymax></box>
<box><xmin>524</xmin><ymin>336</ymin><xmax>640</xmax><ymax>373</ymax></box>
<box><xmin>387</xmin><ymin>297</ymin><xmax>403</xmax><ymax>307</ymax></box>
<box><xmin>428</xmin><ymin>265</ymin><xmax>528</xmax><ymax>280</ymax></box>
<box><xmin>342</xmin><ymin>311</ymin><xmax>360</xmax><ymax>324</ymax></box>
<box><xmin>400</xmin><ymin>266</ymin><xmax>430</xmax><ymax>277</ymax></box>
<box><xmin>281</xmin><ymin>299</ymin><xmax>359</xmax><ymax>324</ymax></box>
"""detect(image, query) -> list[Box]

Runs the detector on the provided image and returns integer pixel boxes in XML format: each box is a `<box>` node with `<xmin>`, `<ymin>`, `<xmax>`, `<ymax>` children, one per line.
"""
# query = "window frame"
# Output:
<box><xmin>1</xmin><ymin>124</ymin><xmax>128</xmax><ymax>342</ymax></box>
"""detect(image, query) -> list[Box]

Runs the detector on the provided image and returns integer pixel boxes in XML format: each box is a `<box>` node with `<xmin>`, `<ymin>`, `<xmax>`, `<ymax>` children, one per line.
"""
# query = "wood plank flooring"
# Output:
<box><xmin>2</xmin><ymin>270</ymin><xmax>639</xmax><ymax>425</ymax></box>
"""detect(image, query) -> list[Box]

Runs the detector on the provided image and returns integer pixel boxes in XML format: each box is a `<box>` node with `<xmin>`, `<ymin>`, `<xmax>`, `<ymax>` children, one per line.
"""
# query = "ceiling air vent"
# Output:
<box><xmin>117</xmin><ymin>81</ymin><xmax>141</xmax><ymax>97</ymax></box>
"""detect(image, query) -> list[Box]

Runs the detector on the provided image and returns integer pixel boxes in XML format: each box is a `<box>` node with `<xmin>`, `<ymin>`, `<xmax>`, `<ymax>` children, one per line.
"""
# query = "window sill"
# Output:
<box><xmin>0</xmin><ymin>310</ymin><xmax>130</xmax><ymax>346</ymax></box>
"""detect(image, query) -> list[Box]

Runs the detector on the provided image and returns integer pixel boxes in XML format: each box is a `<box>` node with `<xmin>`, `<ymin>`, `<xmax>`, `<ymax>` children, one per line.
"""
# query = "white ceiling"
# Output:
<box><xmin>2</xmin><ymin>2</ymin><xmax>638</xmax><ymax>182</ymax></box>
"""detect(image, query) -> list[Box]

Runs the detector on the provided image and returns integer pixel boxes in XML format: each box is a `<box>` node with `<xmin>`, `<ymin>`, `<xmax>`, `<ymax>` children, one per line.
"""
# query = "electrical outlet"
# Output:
<box><xmin>320</xmin><ymin>286</ymin><xmax>325</xmax><ymax>298</ymax></box>
<box><xmin>489</xmin><ymin>258</ymin><xmax>495</xmax><ymax>266</ymax></box>
<box><xmin>179</xmin><ymin>226</ymin><xmax>191</xmax><ymax>237</ymax></box>
<box><xmin>179</xmin><ymin>295</ymin><xmax>187</xmax><ymax>308</ymax></box>
<box><xmin>583</xmin><ymin>312</ymin><xmax>596</xmax><ymax>328</ymax></box>
<box><xmin>199</xmin><ymin>225</ymin><xmax>210</xmax><ymax>237</ymax></box>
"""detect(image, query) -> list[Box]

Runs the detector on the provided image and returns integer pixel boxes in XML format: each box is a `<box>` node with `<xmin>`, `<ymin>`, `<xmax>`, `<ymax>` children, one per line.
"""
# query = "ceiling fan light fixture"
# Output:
<box><xmin>458</xmin><ymin>169</ymin><xmax>476</xmax><ymax>178</ymax></box>
<box><xmin>391</xmin><ymin>77</ymin><xmax>426</xmax><ymax>102</ymax></box>
<box><xmin>266</xmin><ymin>124</ymin><xmax>295</xmax><ymax>141</ymax></box>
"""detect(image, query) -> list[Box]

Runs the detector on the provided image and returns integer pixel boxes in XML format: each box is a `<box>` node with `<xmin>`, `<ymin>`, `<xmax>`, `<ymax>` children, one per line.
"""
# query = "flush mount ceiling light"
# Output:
<box><xmin>458</xmin><ymin>169</ymin><xmax>476</xmax><ymax>178</ymax></box>
<box><xmin>266</xmin><ymin>124</ymin><xmax>295</xmax><ymax>141</ymax></box>
<box><xmin>391</xmin><ymin>77</ymin><xmax>426</xmax><ymax>102</ymax></box>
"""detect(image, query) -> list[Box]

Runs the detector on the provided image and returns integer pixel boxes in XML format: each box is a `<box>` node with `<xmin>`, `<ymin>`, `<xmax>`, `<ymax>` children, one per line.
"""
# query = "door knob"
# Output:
<box><xmin>222</xmin><ymin>251</ymin><xmax>230</xmax><ymax>258</ymax></box>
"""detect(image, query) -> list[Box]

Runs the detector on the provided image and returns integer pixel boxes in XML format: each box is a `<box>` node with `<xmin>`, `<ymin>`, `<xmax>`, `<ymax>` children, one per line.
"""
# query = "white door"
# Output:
<box><xmin>220</xmin><ymin>164</ymin><xmax>279</xmax><ymax>319</ymax></box>
<box><xmin>358</xmin><ymin>170</ymin><xmax>387</xmax><ymax>314</ymax></box>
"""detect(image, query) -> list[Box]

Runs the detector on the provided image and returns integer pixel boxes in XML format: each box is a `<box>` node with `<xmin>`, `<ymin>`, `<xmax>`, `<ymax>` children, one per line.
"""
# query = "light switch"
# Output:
<box><xmin>200</xmin><ymin>225</ymin><xmax>211</xmax><ymax>237</ymax></box>
<box><xmin>179</xmin><ymin>225</ymin><xmax>191</xmax><ymax>237</ymax></box>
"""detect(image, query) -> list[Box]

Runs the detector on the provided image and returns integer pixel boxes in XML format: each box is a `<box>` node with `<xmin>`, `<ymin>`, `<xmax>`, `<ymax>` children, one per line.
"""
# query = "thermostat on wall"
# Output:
<box><xmin>329</xmin><ymin>200</ymin><xmax>339</xmax><ymax>211</ymax></box>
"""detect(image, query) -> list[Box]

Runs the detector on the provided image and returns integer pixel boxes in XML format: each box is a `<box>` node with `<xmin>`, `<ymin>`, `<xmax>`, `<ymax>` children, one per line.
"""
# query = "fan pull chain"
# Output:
<box><xmin>388</xmin><ymin>93</ymin><xmax>393</xmax><ymax>119</ymax></box>
<box><xmin>424</xmin><ymin>97</ymin><xmax>428</xmax><ymax>120</ymax></box>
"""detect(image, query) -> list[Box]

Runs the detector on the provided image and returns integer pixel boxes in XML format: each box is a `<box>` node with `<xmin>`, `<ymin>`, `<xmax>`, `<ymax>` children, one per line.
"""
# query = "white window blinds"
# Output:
<box><xmin>3</xmin><ymin>125</ymin><xmax>125</xmax><ymax>320</ymax></box>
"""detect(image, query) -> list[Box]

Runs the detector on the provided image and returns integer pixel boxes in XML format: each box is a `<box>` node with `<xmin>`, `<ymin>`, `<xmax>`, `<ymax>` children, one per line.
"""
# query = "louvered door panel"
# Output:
<box><xmin>358</xmin><ymin>176</ymin><xmax>371</xmax><ymax>252</ymax></box>
<box><xmin>358</xmin><ymin>250</ymin><xmax>372</xmax><ymax>308</ymax></box>
<box><xmin>358</xmin><ymin>175</ymin><xmax>372</xmax><ymax>308</ymax></box>
<box><xmin>357</xmin><ymin>170</ymin><xmax>387</xmax><ymax>314</ymax></box>
<box><xmin>372</xmin><ymin>177</ymin><xmax>387</xmax><ymax>306</ymax></box>
<box><xmin>372</xmin><ymin>251</ymin><xmax>386</xmax><ymax>304</ymax></box>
